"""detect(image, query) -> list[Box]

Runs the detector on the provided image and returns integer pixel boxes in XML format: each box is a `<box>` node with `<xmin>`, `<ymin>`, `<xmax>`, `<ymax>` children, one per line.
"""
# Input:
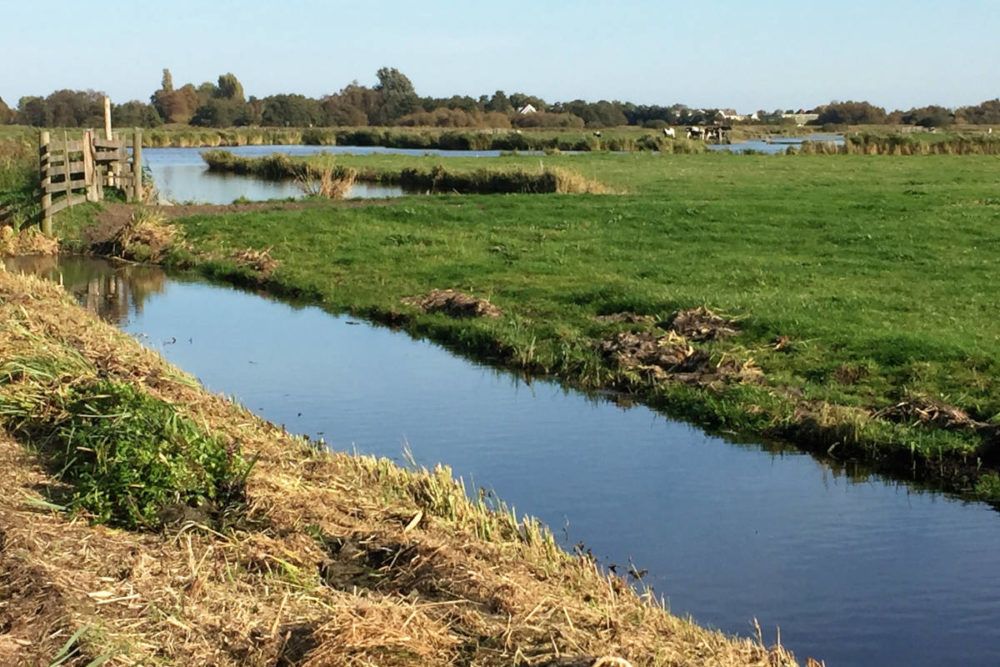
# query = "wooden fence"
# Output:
<box><xmin>39</xmin><ymin>129</ymin><xmax>143</xmax><ymax>233</ymax></box>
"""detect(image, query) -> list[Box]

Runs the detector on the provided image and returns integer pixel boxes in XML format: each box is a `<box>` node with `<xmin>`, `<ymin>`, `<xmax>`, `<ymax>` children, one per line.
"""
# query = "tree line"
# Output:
<box><xmin>2</xmin><ymin>68</ymin><xmax>998</xmax><ymax>129</ymax></box>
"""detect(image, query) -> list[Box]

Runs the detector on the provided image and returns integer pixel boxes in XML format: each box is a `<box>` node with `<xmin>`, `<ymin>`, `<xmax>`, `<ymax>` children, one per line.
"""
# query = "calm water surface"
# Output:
<box><xmin>6</xmin><ymin>256</ymin><xmax>1000</xmax><ymax>667</ymax></box>
<box><xmin>708</xmin><ymin>134</ymin><xmax>845</xmax><ymax>154</ymax></box>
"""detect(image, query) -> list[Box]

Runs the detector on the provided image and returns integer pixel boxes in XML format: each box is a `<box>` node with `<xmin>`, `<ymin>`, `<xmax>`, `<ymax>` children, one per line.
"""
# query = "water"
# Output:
<box><xmin>144</xmin><ymin>145</ymin><xmax>510</xmax><ymax>204</ymax></box>
<box><xmin>708</xmin><ymin>134</ymin><xmax>845</xmax><ymax>154</ymax></box>
<box><xmin>7</xmin><ymin>256</ymin><xmax>1000</xmax><ymax>666</ymax></box>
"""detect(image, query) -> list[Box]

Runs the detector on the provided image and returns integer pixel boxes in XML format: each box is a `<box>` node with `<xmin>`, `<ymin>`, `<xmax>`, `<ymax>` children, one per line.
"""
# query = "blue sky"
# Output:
<box><xmin>2</xmin><ymin>0</ymin><xmax>997</xmax><ymax>111</ymax></box>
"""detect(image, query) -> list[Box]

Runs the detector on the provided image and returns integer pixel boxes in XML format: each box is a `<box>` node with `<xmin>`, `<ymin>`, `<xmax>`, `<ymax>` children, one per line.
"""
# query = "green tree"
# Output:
<box><xmin>816</xmin><ymin>101</ymin><xmax>888</xmax><ymax>125</ymax></box>
<box><xmin>901</xmin><ymin>105</ymin><xmax>954</xmax><ymax>128</ymax></box>
<box><xmin>161</xmin><ymin>68</ymin><xmax>174</xmax><ymax>93</ymax></box>
<box><xmin>0</xmin><ymin>96</ymin><xmax>13</xmax><ymax>124</ymax></box>
<box><xmin>215</xmin><ymin>73</ymin><xmax>245</xmax><ymax>102</ymax></box>
<box><xmin>112</xmin><ymin>100</ymin><xmax>163</xmax><ymax>127</ymax></box>
<box><xmin>485</xmin><ymin>90</ymin><xmax>513</xmax><ymax>114</ymax></box>
<box><xmin>260</xmin><ymin>94</ymin><xmax>323</xmax><ymax>126</ymax></box>
<box><xmin>371</xmin><ymin>67</ymin><xmax>418</xmax><ymax>125</ymax></box>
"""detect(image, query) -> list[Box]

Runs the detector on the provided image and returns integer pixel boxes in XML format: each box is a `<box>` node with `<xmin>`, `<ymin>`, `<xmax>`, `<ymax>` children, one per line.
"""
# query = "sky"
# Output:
<box><xmin>1</xmin><ymin>0</ymin><xmax>998</xmax><ymax>112</ymax></box>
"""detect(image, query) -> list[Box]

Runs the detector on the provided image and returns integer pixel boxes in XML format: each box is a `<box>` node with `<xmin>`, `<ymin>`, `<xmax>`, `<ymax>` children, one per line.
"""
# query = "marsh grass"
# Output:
<box><xmin>295</xmin><ymin>158</ymin><xmax>358</xmax><ymax>199</ymax></box>
<box><xmin>202</xmin><ymin>150</ymin><xmax>613</xmax><ymax>194</ymax></box>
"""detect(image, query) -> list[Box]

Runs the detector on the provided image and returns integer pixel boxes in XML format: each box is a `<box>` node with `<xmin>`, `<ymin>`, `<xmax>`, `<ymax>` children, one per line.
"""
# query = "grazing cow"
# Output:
<box><xmin>662</xmin><ymin>127</ymin><xmax>676</xmax><ymax>138</ymax></box>
<box><xmin>593</xmin><ymin>131</ymin><xmax>603</xmax><ymax>138</ymax></box>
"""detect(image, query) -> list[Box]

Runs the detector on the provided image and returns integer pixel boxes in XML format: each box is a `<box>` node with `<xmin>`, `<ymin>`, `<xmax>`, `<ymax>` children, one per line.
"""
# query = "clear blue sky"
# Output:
<box><xmin>2</xmin><ymin>0</ymin><xmax>997</xmax><ymax>111</ymax></box>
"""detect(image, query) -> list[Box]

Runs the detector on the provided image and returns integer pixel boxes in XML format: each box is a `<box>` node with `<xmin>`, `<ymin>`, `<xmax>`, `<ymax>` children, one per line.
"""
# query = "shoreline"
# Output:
<box><xmin>0</xmin><ymin>267</ymin><xmax>798</xmax><ymax>666</ymax></box>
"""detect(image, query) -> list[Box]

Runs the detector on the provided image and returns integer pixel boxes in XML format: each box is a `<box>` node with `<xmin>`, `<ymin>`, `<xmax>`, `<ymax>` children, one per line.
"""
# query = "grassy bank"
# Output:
<box><xmin>0</xmin><ymin>268</ymin><xmax>796</xmax><ymax>665</ymax></box>
<box><xmin>60</xmin><ymin>150</ymin><xmax>1000</xmax><ymax>501</ymax></box>
<box><xmin>201</xmin><ymin>150</ymin><xmax>613</xmax><ymax>194</ymax></box>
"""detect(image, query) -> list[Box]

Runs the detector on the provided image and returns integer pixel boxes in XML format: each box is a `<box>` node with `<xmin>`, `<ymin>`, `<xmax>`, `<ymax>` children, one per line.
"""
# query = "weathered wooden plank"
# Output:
<box><xmin>48</xmin><ymin>193</ymin><xmax>87</xmax><ymax>215</ymax></box>
<box><xmin>40</xmin><ymin>131</ymin><xmax>52</xmax><ymax>234</ymax></box>
<box><xmin>94</xmin><ymin>149</ymin><xmax>125</xmax><ymax>162</ymax></box>
<box><xmin>45</xmin><ymin>177</ymin><xmax>88</xmax><ymax>194</ymax></box>
<box><xmin>93</xmin><ymin>137</ymin><xmax>124</xmax><ymax>149</ymax></box>
<box><xmin>49</xmin><ymin>140</ymin><xmax>85</xmax><ymax>152</ymax></box>
<box><xmin>45</xmin><ymin>160</ymin><xmax>85</xmax><ymax>175</ymax></box>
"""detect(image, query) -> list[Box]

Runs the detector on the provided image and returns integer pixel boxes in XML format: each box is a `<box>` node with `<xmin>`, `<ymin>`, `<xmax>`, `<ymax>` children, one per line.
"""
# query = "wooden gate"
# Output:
<box><xmin>39</xmin><ymin>129</ymin><xmax>143</xmax><ymax>233</ymax></box>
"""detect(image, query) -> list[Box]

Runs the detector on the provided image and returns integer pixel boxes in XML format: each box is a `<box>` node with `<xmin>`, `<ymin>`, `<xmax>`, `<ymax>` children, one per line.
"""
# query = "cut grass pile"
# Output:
<box><xmin>0</xmin><ymin>269</ymin><xmax>796</xmax><ymax>666</ymax></box>
<box><xmin>129</xmin><ymin>151</ymin><xmax>1000</xmax><ymax>498</ymax></box>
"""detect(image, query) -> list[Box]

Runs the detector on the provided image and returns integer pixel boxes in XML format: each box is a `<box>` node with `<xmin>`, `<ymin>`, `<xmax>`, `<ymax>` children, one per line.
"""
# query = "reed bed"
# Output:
<box><xmin>795</xmin><ymin>132</ymin><xmax>1000</xmax><ymax>155</ymax></box>
<box><xmin>143</xmin><ymin>126</ymin><xmax>708</xmax><ymax>153</ymax></box>
<box><xmin>201</xmin><ymin>150</ymin><xmax>613</xmax><ymax>195</ymax></box>
<box><xmin>0</xmin><ymin>269</ymin><xmax>799</xmax><ymax>666</ymax></box>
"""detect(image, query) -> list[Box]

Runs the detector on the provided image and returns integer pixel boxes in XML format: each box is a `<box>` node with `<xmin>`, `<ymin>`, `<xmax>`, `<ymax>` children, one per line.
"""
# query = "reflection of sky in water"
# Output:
<box><xmin>8</xmin><ymin>257</ymin><xmax>999</xmax><ymax>667</ymax></box>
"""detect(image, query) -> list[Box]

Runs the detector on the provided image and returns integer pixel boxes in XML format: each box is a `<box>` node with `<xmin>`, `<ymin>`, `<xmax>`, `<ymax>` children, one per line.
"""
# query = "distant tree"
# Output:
<box><xmin>0</xmin><ymin>96</ymin><xmax>13</xmax><ymax>124</ymax></box>
<box><xmin>956</xmin><ymin>99</ymin><xmax>1000</xmax><ymax>124</ymax></box>
<box><xmin>901</xmin><ymin>105</ymin><xmax>953</xmax><ymax>128</ymax></box>
<box><xmin>161</xmin><ymin>68</ymin><xmax>174</xmax><ymax>93</ymax></box>
<box><xmin>371</xmin><ymin>67</ymin><xmax>419</xmax><ymax>125</ymax></box>
<box><xmin>260</xmin><ymin>94</ymin><xmax>323</xmax><ymax>126</ymax></box>
<box><xmin>511</xmin><ymin>111</ymin><xmax>584</xmax><ymax>129</ymax></box>
<box><xmin>215</xmin><ymin>73</ymin><xmax>245</xmax><ymax>102</ymax></box>
<box><xmin>509</xmin><ymin>92</ymin><xmax>546</xmax><ymax>112</ymax></box>
<box><xmin>17</xmin><ymin>96</ymin><xmax>47</xmax><ymax>126</ymax></box>
<box><xmin>152</xmin><ymin>82</ymin><xmax>199</xmax><ymax>124</ymax></box>
<box><xmin>191</xmin><ymin>98</ymin><xmax>249</xmax><ymax>127</ymax></box>
<box><xmin>554</xmin><ymin>99</ymin><xmax>627</xmax><ymax>127</ymax></box>
<box><xmin>321</xmin><ymin>97</ymin><xmax>368</xmax><ymax>126</ymax></box>
<box><xmin>816</xmin><ymin>101</ymin><xmax>888</xmax><ymax>125</ymax></box>
<box><xmin>112</xmin><ymin>100</ymin><xmax>163</xmax><ymax>127</ymax></box>
<box><xmin>485</xmin><ymin>90</ymin><xmax>513</xmax><ymax>114</ymax></box>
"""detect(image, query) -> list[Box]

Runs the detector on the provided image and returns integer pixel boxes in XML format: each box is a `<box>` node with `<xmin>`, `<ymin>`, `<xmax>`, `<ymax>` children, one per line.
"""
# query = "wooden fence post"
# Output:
<box><xmin>132</xmin><ymin>129</ymin><xmax>143</xmax><ymax>202</ymax></box>
<box><xmin>84</xmin><ymin>130</ymin><xmax>98</xmax><ymax>202</ymax></box>
<box><xmin>104</xmin><ymin>97</ymin><xmax>112</xmax><ymax>140</ymax></box>
<box><xmin>39</xmin><ymin>131</ymin><xmax>52</xmax><ymax>234</ymax></box>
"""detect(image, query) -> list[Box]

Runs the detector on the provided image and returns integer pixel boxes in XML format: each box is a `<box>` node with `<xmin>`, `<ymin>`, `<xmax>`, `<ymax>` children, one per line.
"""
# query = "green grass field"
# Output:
<box><xmin>107</xmin><ymin>151</ymin><xmax>1000</xmax><ymax>497</ymax></box>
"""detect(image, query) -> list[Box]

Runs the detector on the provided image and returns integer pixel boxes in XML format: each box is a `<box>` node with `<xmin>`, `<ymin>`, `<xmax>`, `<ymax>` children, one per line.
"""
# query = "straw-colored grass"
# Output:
<box><xmin>0</xmin><ymin>269</ymin><xmax>799</xmax><ymax>665</ymax></box>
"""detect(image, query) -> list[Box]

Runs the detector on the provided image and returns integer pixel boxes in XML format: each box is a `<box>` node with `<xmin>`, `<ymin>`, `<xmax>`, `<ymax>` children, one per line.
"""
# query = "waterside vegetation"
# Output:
<box><xmin>63</xmin><ymin>150</ymin><xmax>1000</xmax><ymax>503</ymax></box>
<box><xmin>0</xmin><ymin>268</ymin><xmax>797</xmax><ymax>666</ymax></box>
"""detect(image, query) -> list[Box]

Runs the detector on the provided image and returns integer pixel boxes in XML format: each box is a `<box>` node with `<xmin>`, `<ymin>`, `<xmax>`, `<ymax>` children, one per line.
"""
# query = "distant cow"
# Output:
<box><xmin>593</xmin><ymin>131</ymin><xmax>603</xmax><ymax>138</ymax></box>
<box><xmin>662</xmin><ymin>127</ymin><xmax>676</xmax><ymax>138</ymax></box>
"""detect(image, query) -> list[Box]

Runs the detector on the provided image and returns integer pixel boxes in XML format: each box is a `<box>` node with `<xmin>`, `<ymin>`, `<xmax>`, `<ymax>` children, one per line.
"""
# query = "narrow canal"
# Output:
<box><xmin>6</xmin><ymin>255</ymin><xmax>999</xmax><ymax>666</ymax></box>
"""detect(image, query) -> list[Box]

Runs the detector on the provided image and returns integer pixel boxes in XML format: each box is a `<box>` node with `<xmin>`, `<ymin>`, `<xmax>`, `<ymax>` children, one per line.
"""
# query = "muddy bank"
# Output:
<box><xmin>0</xmin><ymin>269</ymin><xmax>796</xmax><ymax>665</ymax></box>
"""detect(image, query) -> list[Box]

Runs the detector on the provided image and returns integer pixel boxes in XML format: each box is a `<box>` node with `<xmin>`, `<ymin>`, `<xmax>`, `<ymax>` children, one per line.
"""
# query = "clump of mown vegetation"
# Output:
<box><xmin>0</xmin><ymin>369</ymin><xmax>249</xmax><ymax>529</ymax></box>
<box><xmin>89</xmin><ymin>207</ymin><xmax>182</xmax><ymax>262</ymax></box>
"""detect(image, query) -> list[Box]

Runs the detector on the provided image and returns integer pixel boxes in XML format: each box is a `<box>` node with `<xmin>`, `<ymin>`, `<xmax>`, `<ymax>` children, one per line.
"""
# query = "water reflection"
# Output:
<box><xmin>8</xmin><ymin>256</ymin><xmax>1000</xmax><ymax>666</ymax></box>
<box><xmin>3</xmin><ymin>255</ymin><xmax>166</xmax><ymax>326</ymax></box>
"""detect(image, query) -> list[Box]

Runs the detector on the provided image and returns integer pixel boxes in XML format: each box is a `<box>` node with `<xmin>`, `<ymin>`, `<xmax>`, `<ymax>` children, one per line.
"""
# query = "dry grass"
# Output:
<box><xmin>297</xmin><ymin>165</ymin><xmax>358</xmax><ymax>200</ymax></box>
<box><xmin>0</xmin><ymin>225</ymin><xmax>59</xmax><ymax>257</ymax></box>
<box><xmin>94</xmin><ymin>207</ymin><xmax>181</xmax><ymax>262</ymax></box>
<box><xmin>402</xmin><ymin>289</ymin><xmax>503</xmax><ymax>319</ymax></box>
<box><xmin>548</xmin><ymin>167</ymin><xmax>612</xmax><ymax>194</ymax></box>
<box><xmin>0</xmin><ymin>270</ymin><xmax>800</xmax><ymax>666</ymax></box>
<box><xmin>232</xmin><ymin>247</ymin><xmax>280</xmax><ymax>277</ymax></box>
